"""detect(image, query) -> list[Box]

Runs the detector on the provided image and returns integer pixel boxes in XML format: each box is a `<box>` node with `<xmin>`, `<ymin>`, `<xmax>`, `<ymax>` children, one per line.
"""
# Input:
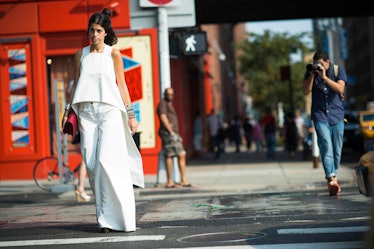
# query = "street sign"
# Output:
<box><xmin>130</xmin><ymin>0</ymin><xmax>195</xmax><ymax>29</ymax></box>
<box><xmin>140</xmin><ymin>0</ymin><xmax>180</xmax><ymax>7</ymax></box>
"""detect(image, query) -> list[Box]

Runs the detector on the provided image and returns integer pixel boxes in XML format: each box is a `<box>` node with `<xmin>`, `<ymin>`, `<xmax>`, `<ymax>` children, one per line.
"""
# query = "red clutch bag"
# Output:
<box><xmin>63</xmin><ymin>110</ymin><xmax>78</xmax><ymax>136</ymax></box>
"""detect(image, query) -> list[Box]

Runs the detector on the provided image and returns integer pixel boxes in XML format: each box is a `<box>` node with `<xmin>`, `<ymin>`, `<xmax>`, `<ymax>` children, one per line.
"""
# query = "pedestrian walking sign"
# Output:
<box><xmin>182</xmin><ymin>32</ymin><xmax>207</xmax><ymax>55</ymax></box>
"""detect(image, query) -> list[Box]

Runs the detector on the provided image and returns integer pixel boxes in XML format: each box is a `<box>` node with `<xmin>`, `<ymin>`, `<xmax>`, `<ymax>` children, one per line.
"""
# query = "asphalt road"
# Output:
<box><xmin>0</xmin><ymin>146</ymin><xmax>371</xmax><ymax>249</ymax></box>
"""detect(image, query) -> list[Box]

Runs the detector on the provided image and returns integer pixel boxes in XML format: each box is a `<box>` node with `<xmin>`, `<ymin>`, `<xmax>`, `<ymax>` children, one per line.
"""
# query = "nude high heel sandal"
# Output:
<box><xmin>75</xmin><ymin>190</ymin><xmax>92</xmax><ymax>202</ymax></box>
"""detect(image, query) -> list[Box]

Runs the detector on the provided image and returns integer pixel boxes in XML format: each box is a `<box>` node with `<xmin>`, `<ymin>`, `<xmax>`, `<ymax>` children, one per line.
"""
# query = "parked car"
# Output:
<box><xmin>359</xmin><ymin>110</ymin><xmax>374</xmax><ymax>151</ymax></box>
<box><xmin>359</xmin><ymin>110</ymin><xmax>374</xmax><ymax>139</ymax></box>
<box><xmin>343</xmin><ymin>112</ymin><xmax>365</xmax><ymax>152</ymax></box>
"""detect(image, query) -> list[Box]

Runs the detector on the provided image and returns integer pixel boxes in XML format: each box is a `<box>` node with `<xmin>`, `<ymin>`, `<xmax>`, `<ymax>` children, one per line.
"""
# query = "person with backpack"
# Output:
<box><xmin>303</xmin><ymin>50</ymin><xmax>347</xmax><ymax>196</ymax></box>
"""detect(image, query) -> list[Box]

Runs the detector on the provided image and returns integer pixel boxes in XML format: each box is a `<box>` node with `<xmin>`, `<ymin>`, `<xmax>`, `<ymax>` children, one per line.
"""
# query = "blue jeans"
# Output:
<box><xmin>314</xmin><ymin>120</ymin><xmax>344</xmax><ymax>180</ymax></box>
<box><xmin>211</xmin><ymin>135</ymin><xmax>221</xmax><ymax>159</ymax></box>
<box><xmin>265</xmin><ymin>133</ymin><xmax>276</xmax><ymax>158</ymax></box>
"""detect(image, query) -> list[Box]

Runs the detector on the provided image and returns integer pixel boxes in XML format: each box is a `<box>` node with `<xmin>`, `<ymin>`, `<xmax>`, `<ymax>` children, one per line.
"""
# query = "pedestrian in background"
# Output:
<box><xmin>283</xmin><ymin>111</ymin><xmax>298</xmax><ymax>159</ymax></box>
<box><xmin>294</xmin><ymin>109</ymin><xmax>306</xmax><ymax>151</ymax></box>
<box><xmin>262</xmin><ymin>106</ymin><xmax>277</xmax><ymax>159</ymax></box>
<box><xmin>156</xmin><ymin>87</ymin><xmax>195</xmax><ymax>188</ymax></box>
<box><xmin>230</xmin><ymin>115</ymin><xmax>242</xmax><ymax>153</ymax></box>
<box><xmin>252</xmin><ymin>118</ymin><xmax>263</xmax><ymax>152</ymax></box>
<box><xmin>207</xmin><ymin>108</ymin><xmax>223</xmax><ymax>160</ymax></box>
<box><xmin>243</xmin><ymin>116</ymin><xmax>253</xmax><ymax>153</ymax></box>
<box><xmin>75</xmin><ymin>160</ymin><xmax>91</xmax><ymax>202</ymax></box>
<box><xmin>192</xmin><ymin>111</ymin><xmax>203</xmax><ymax>157</ymax></box>
<box><xmin>62</xmin><ymin>8</ymin><xmax>144</xmax><ymax>233</ymax></box>
<box><xmin>303</xmin><ymin>50</ymin><xmax>347</xmax><ymax>195</ymax></box>
<box><xmin>67</xmin><ymin>82</ymin><xmax>91</xmax><ymax>203</ymax></box>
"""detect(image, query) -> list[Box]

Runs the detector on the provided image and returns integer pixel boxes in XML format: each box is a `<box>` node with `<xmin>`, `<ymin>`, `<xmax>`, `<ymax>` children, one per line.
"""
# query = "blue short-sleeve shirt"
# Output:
<box><xmin>304</xmin><ymin>65</ymin><xmax>347</xmax><ymax>125</ymax></box>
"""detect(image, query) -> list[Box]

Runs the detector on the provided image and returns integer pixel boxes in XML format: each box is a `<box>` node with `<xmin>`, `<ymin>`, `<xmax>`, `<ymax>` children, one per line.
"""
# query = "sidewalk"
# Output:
<box><xmin>138</xmin><ymin>146</ymin><xmax>360</xmax><ymax>200</ymax></box>
<box><xmin>0</xmin><ymin>145</ymin><xmax>362</xmax><ymax>201</ymax></box>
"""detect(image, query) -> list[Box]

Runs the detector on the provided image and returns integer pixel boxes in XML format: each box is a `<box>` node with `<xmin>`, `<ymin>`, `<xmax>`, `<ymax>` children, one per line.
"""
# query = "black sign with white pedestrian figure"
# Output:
<box><xmin>183</xmin><ymin>32</ymin><xmax>207</xmax><ymax>55</ymax></box>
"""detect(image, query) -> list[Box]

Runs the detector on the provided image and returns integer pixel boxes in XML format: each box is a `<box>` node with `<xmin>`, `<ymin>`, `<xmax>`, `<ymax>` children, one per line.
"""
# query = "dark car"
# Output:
<box><xmin>344</xmin><ymin>112</ymin><xmax>365</xmax><ymax>152</ymax></box>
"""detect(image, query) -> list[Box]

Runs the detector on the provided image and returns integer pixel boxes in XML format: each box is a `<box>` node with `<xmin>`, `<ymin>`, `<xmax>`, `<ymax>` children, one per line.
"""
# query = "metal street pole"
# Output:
<box><xmin>155</xmin><ymin>7</ymin><xmax>181</xmax><ymax>185</ymax></box>
<box><xmin>158</xmin><ymin>7</ymin><xmax>171</xmax><ymax>93</ymax></box>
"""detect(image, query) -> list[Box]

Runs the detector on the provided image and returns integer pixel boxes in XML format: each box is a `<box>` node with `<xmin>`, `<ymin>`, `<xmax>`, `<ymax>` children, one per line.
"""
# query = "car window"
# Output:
<box><xmin>362</xmin><ymin>114</ymin><xmax>374</xmax><ymax>122</ymax></box>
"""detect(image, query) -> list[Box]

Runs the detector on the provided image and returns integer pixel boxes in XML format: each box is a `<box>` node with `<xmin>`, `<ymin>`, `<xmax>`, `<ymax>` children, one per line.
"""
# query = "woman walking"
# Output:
<box><xmin>62</xmin><ymin>8</ymin><xmax>144</xmax><ymax>233</ymax></box>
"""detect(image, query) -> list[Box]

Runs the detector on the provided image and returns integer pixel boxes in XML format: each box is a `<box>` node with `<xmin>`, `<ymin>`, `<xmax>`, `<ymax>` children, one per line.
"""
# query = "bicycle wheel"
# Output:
<box><xmin>33</xmin><ymin>156</ymin><xmax>63</xmax><ymax>192</ymax></box>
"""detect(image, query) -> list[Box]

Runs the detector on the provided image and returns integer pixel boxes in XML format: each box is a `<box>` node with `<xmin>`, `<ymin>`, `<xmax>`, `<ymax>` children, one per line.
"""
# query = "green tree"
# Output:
<box><xmin>237</xmin><ymin>30</ymin><xmax>312</xmax><ymax>114</ymax></box>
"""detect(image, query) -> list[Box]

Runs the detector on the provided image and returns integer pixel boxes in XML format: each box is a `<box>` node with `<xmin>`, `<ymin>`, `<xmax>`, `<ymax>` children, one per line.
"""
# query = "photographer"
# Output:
<box><xmin>303</xmin><ymin>50</ymin><xmax>347</xmax><ymax>196</ymax></box>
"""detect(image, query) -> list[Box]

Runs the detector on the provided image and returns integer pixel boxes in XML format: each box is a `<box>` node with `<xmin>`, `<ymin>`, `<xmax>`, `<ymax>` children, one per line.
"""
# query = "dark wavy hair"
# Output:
<box><xmin>313</xmin><ymin>50</ymin><xmax>329</xmax><ymax>62</ymax></box>
<box><xmin>88</xmin><ymin>8</ymin><xmax>118</xmax><ymax>46</ymax></box>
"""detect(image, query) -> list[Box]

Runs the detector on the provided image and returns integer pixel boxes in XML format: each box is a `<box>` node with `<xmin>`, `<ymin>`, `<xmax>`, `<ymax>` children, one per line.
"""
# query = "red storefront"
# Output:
<box><xmin>0</xmin><ymin>0</ymin><xmax>163</xmax><ymax>180</ymax></box>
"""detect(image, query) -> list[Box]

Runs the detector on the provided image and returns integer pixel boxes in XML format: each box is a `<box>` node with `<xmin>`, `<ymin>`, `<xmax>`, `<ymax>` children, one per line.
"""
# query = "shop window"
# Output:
<box><xmin>0</xmin><ymin>42</ymin><xmax>35</xmax><ymax>155</ymax></box>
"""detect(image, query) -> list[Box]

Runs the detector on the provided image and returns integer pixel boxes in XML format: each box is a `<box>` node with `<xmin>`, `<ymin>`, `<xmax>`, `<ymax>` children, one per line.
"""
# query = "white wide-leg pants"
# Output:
<box><xmin>78</xmin><ymin>102</ymin><xmax>136</xmax><ymax>232</ymax></box>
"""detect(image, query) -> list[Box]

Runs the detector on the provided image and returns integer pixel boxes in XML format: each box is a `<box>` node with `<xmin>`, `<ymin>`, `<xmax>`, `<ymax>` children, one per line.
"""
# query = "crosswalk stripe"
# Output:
<box><xmin>0</xmin><ymin>235</ymin><xmax>165</xmax><ymax>247</ymax></box>
<box><xmin>1</xmin><ymin>226</ymin><xmax>366</xmax><ymax>249</ymax></box>
<box><xmin>157</xmin><ymin>241</ymin><xmax>364</xmax><ymax>249</ymax></box>
<box><xmin>277</xmin><ymin>226</ymin><xmax>369</xmax><ymax>234</ymax></box>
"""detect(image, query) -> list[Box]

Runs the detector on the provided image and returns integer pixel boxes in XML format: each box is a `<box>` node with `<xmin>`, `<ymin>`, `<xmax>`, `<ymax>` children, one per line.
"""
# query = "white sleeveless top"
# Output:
<box><xmin>72</xmin><ymin>45</ymin><xmax>126</xmax><ymax>112</ymax></box>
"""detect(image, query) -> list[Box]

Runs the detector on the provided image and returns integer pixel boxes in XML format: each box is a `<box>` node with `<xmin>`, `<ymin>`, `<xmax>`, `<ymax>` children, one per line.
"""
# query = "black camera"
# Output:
<box><xmin>306</xmin><ymin>62</ymin><xmax>322</xmax><ymax>72</ymax></box>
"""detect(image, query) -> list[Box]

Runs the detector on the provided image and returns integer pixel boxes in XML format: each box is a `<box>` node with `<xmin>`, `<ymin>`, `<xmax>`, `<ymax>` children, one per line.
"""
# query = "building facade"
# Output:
<box><xmin>0</xmin><ymin>1</ymin><xmax>162</xmax><ymax>179</ymax></box>
<box><xmin>313</xmin><ymin>17</ymin><xmax>374</xmax><ymax>111</ymax></box>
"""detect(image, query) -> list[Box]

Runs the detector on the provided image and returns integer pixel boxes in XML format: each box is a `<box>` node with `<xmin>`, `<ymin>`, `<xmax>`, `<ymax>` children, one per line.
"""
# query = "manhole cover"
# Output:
<box><xmin>177</xmin><ymin>232</ymin><xmax>266</xmax><ymax>243</ymax></box>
